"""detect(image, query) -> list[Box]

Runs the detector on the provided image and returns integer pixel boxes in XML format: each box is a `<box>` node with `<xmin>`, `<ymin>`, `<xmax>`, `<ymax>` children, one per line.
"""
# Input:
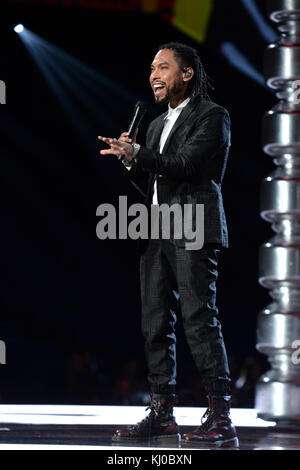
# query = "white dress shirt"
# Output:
<box><xmin>124</xmin><ymin>96</ymin><xmax>191</xmax><ymax>204</ymax></box>
<box><xmin>152</xmin><ymin>96</ymin><xmax>190</xmax><ymax>204</ymax></box>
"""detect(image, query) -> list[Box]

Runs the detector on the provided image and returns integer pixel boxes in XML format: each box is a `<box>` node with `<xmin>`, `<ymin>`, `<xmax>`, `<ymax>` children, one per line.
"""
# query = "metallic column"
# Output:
<box><xmin>256</xmin><ymin>0</ymin><xmax>300</xmax><ymax>423</ymax></box>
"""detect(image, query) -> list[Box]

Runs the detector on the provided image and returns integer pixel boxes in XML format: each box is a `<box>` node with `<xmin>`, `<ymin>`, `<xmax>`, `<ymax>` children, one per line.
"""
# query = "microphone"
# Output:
<box><xmin>118</xmin><ymin>100</ymin><xmax>147</xmax><ymax>161</ymax></box>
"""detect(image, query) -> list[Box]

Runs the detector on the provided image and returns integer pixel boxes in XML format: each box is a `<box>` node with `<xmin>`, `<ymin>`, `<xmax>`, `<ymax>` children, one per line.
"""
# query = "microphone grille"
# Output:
<box><xmin>135</xmin><ymin>100</ymin><xmax>147</xmax><ymax>111</ymax></box>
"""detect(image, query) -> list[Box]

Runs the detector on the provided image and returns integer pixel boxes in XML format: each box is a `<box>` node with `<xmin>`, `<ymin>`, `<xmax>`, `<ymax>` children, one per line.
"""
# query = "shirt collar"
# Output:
<box><xmin>164</xmin><ymin>96</ymin><xmax>191</xmax><ymax>120</ymax></box>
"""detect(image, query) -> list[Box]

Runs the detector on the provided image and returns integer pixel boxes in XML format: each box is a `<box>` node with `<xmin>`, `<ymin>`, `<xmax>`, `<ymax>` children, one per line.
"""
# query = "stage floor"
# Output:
<box><xmin>0</xmin><ymin>404</ymin><xmax>298</xmax><ymax>450</ymax></box>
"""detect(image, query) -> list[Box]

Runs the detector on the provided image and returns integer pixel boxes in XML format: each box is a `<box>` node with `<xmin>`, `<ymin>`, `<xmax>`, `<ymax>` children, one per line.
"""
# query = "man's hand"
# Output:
<box><xmin>98</xmin><ymin>136</ymin><xmax>134</xmax><ymax>163</ymax></box>
<box><xmin>98</xmin><ymin>129</ymin><xmax>139</xmax><ymax>163</ymax></box>
<box><xmin>119</xmin><ymin>128</ymin><xmax>138</xmax><ymax>144</ymax></box>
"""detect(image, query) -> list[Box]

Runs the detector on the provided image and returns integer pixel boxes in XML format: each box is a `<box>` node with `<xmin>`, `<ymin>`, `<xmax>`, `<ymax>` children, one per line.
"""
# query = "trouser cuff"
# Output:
<box><xmin>150</xmin><ymin>384</ymin><xmax>176</xmax><ymax>395</ymax></box>
<box><xmin>208</xmin><ymin>380</ymin><xmax>231</xmax><ymax>396</ymax></box>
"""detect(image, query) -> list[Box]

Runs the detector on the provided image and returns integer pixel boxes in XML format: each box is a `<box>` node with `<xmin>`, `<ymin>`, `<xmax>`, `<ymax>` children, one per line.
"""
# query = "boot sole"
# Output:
<box><xmin>182</xmin><ymin>436</ymin><xmax>239</xmax><ymax>448</ymax></box>
<box><xmin>112</xmin><ymin>433</ymin><xmax>181</xmax><ymax>444</ymax></box>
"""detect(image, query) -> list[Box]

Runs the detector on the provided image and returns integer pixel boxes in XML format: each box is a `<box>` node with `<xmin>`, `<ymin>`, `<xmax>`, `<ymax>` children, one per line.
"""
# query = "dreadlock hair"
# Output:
<box><xmin>157</xmin><ymin>41</ymin><xmax>214</xmax><ymax>101</ymax></box>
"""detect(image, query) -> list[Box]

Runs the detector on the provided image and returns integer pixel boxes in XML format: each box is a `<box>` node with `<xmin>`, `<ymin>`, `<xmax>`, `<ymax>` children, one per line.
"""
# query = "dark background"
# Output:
<box><xmin>0</xmin><ymin>0</ymin><xmax>276</xmax><ymax>406</ymax></box>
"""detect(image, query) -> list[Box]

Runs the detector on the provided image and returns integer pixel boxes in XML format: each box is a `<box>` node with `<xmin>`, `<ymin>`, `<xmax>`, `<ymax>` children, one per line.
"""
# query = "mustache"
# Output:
<box><xmin>152</xmin><ymin>81</ymin><xmax>166</xmax><ymax>86</ymax></box>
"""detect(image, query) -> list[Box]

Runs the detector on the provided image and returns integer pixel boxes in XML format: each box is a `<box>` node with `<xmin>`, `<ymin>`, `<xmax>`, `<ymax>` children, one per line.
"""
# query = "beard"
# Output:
<box><xmin>154</xmin><ymin>78</ymin><xmax>184</xmax><ymax>106</ymax></box>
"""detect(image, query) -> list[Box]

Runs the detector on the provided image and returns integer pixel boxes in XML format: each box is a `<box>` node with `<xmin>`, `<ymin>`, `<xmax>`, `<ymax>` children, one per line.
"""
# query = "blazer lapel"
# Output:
<box><xmin>162</xmin><ymin>94</ymin><xmax>201</xmax><ymax>153</ymax></box>
<box><xmin>145</xmin><ymin>94</ymin><xmax>202</xmax><ymax>203</ymax></box>
<box><xmin>148</xmin><ymin>112</ymin><xmax>167</xmax><ymax>150</ymax></box>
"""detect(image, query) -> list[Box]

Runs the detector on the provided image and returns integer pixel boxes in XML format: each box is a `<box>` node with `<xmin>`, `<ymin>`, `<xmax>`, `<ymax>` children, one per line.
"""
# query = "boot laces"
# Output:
<box><xmin>201</xmin><ymin>407</ymin><xmax>210</xmax><ymax>424</ymax></box>
<box><xmin>130</xmin><ymin>398</ymin><xmax>174</xmax><ymax>436</ymax></box>
<box><xmin>200</xmin><ymin>407</ymin><xmax>217</xmax><ymax>431</ymax></box>
<box><xmin>132</xmin><ymin>405</ymin><xmax>156</xmax><ymax>430</ymax></box>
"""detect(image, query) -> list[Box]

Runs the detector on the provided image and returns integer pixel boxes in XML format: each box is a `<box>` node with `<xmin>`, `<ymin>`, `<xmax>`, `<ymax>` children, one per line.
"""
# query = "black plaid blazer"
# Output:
<box><xmin>121</xmin><ymin>93</ymin><xmax>231</xmax><ymax>251</ymax></box>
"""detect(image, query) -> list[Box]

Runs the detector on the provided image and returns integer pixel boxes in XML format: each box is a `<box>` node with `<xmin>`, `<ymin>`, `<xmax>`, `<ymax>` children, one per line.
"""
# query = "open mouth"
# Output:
<box><xmin>153</xmin><ymin>83</ymin><xmax>165</xmax><ymax>97</ymax></box>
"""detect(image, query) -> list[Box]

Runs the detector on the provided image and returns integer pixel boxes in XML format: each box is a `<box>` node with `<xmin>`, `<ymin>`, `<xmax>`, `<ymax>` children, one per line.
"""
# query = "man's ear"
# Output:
<box><xmin>183</xmin><ymin>68</ymin><xmax>194</xmax><ymax>81</ymax></box>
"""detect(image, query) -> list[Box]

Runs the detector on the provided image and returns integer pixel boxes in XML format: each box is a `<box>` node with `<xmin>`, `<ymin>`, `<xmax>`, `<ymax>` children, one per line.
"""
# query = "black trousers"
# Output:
<box><xmin>139</xmin><ymin>238</ymin><xmax>231</xmax><ymax>397</ymax></box>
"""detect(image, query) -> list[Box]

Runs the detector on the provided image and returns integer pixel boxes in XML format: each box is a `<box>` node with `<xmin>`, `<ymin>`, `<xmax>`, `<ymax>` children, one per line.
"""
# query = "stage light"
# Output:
<box><xmin>221</xmin><ymin>41</ymin><xmax>266</xmax><ymax>88</ymax></box>
<box><xmin>14</xmin><ymin>24</ymin><xmax>24</xmax><ymax>34</ymax></box>
<box><xmin>14</xmin><ymin>26</ymin><xmax>138</xmax><ymax>177</ymax></box>
<box><xmin>241</xmin><ymin>0</ymin><xmax>277</xmax><ymax>43</ymax></box>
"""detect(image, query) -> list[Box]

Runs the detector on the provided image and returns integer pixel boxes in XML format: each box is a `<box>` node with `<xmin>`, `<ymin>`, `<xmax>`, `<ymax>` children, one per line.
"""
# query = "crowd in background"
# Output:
<box><xmin>0</xmin><ymin>345</ymin><xmax>269</xmax><ymax>407</ymax></box>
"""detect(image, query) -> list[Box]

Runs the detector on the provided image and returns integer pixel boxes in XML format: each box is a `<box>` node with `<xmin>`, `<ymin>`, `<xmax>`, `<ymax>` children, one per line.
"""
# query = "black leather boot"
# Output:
<box><xmin>112</xmin><ymin>393</ymin><xmax>181</xmax><ymax>442</ymax></box>
<box><xmin>182</xmin><ymin>395</ymin><xmax>239</xmax><ymax>447</ymax></box>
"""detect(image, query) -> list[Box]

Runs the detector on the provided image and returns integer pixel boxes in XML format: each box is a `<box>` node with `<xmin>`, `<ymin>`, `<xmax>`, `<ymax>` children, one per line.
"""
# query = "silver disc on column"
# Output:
<box><xmin>256</xmin><ymin>0</ymin><xmax>300</xmax><ymax>423</ymax></box>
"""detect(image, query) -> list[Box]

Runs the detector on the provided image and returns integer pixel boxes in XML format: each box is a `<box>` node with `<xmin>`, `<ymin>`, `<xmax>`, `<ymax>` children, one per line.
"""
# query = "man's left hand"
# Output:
<box><xmin>98</xmin><ymin>136</ymin><xmax>134</xmax><ymax>163</ymax></box>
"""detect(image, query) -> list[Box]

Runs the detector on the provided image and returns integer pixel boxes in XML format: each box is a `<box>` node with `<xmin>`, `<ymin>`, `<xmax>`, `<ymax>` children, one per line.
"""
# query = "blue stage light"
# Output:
<box><xmin>14</xmin><ymin>24</ymin><xmax>24</xmax><ymax>34</ymax></box>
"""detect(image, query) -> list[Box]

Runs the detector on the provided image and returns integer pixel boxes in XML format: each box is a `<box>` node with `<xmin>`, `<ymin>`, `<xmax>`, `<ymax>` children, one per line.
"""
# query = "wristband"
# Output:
<box><xmin>132</xmin><ymin>143</ymin><xmax>141</xmax><ymax>159</ymax></box>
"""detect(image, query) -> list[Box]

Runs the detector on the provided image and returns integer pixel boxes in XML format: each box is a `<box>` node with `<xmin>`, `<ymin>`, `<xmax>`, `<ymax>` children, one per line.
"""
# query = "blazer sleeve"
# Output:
<box><xmin>120</xmin><ymin>120</ymin><xmax>156</xmax><ymax>192</ymax></box>
<box><xmin>134</xmin><ymin>110</ymin><xmax>230</xmax><ymax>179</ymax></box>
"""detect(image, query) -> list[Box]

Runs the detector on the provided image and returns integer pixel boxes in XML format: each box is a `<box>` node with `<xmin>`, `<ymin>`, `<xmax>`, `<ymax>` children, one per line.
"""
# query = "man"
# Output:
<box><xmin>98</xmin><ymin>42</ymin><xmax>238</xmax><ymax>447</ymax></box>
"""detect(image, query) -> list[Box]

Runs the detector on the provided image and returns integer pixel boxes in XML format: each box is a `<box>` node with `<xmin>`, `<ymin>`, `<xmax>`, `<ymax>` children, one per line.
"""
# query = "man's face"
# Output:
<box><xmin>150</xmin><ymin>49</ymin><xmax>186</xmax><ymax>107</ymax></box>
